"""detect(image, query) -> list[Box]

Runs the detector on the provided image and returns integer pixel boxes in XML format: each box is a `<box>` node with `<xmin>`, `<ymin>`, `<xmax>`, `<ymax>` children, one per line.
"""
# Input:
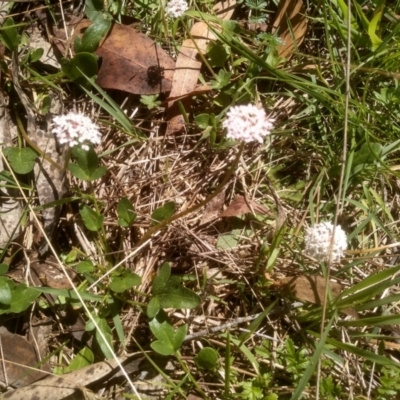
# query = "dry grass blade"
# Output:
<box><xmin>166</xmin><ymin>0</ymin><xmax>236</xmax><ymax>134</ymax></box>
<box><xmin>272</xmin><ymin>0</ymin><xmax>307</xmax><ymax>60</ymax></box>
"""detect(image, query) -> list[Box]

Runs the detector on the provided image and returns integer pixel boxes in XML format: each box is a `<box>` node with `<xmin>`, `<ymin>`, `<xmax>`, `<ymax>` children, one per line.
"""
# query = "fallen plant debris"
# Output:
<box><xmin>1</xmin><ymin>0</ymin><xmax>400</xmax><ymax>398</ymax></box>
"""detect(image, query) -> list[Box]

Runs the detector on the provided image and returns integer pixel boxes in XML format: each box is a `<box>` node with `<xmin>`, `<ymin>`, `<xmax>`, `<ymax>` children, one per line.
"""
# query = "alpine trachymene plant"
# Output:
<box><xmin>304</xmin><ymin>222</ymin><xmax>347</xmax><ymax>262</ymax></box>
<box><xmin>165</xmin><ymin>0</ymin><xmax>188</xmax><ymax>18</ymax></box>
<box><xmin>52</xmin><ymin>112</ymin><xmax>102</xmax><ymax>150</ymax></box>
<box><xmin>222</xmin><ymin>104</ymin><xmax>274</xmax><ymax>143</ymax></box>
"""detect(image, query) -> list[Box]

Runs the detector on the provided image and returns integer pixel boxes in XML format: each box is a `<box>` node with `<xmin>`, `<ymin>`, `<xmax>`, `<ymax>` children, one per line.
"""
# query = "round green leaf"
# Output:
<box><xmin>75</xmin><ymin>260</ymin><xmax>95</xmax><ymax>273</ymax></box>
<box><xmin>79</xmin><ymin>205</ymin><xmax>104</xmax><ymax>231</ymax></box>
<box><xmin>151</xmin><ymin>202</ymin><xmax>176</xmax><ymax>224</ymax></box>
<box><xmin>0</xmin><ymin>277</ymin><xmax>12</xmax><ymax>306</ymax></box>
<box><xmin>3</xmin><ymin>147</ymin><xmax>38</xmax><ymax>174</ymax></box>
<box><xmin>147</xmin><ymin>296</ymin><xmax>161</xmax><ymax>318</ymax></box>
<box><xmin>117</xmin><ymin>197</ymin><xmax>137</xmax><ymax>227</ymax></box>
<box><xmin>74</xmin><ymin>18</ymin><xmax>111</xmax><ymax>53</ymax></box>
<box><xmin>61</xmin><ymin>52</ymin><xmax>98</xmax><ymax>82</ymax></box>
<box><xmin>0</xmin><ymin>264</ymin><xmax>9</xmax><ymax>275</ymax></box>
<box><xmin>195</xmin><ymin>347</ymin><xmax>219</xmax><ymax>370</ymax></box>
<box><xmin>109</xmin><ymin>270</ymin><xmax>141</xmax><ymax>293</ymax></box>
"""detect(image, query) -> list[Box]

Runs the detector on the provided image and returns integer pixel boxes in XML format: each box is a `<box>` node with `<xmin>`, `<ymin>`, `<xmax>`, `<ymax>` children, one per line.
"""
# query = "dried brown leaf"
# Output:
<box><xmin>200</xmin><ymin>190</ymin><xmax>226</xmax><ymax>225</ymax></box>
<box><xmin>0</xmin><ymin>327</ymin><xmax>47</xmax><ymax>388</ymax></box>
<box><xmin>166</xmin><ymin>0</ymin><xmax>236</xmax><ymax>134</ymax></box>
<box><xmin>219</xmin><ymin>195</ymin><xmax>271</xmax><ymax>218</ymax></box>
<box><xmin>276</xmin><ymin>275</ymin><xmax>358</xmax><ymax>318</ymax></box>
<box><xmin>96</xmin><ymin>24</ymin><xmax>175</xmax><ymax>94</ymax></box>
<box><xmin>272</xmin><ymin>0</ymin><xmax>307</xmax><ymax>60</ymax></box>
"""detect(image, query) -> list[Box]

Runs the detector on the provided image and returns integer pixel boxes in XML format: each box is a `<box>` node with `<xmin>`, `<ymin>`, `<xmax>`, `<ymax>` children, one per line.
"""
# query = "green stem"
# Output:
<box><xmin>175</xmin><ymin>351</ymin><xmax>207</xmax><ymax>398</ymax></box>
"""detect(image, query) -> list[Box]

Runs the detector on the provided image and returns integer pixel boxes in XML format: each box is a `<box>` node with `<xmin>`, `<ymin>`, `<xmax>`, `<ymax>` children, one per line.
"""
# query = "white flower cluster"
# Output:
<box><xmin>222</xmin><ymin>104</ymin><xmax>274</xmax><ymax>143</ymax></box>
<box><xmin>166</xmin><ymin>0</ymin><xmax>188</xmax><ymax>18</ymax></box>
<box><xmin>304</xmin><ymin>222</ymin><xmax>347</xmax><ymax>262</ymax></box>
<box><xmin>52</xmin><ymin>112</ymin><xmax>102</xmax><ymax>151</ymax></box>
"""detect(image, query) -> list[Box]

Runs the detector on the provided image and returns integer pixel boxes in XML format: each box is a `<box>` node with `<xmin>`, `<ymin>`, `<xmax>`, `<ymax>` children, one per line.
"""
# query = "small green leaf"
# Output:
<box><xmin>117</xmin><ymin>197</ymin><xmax>137</xmax><ymax>227</ymax></box>
<box><xmin>147</xmin><ymin>296</ymin><xmax>161</xmax><ymax>318</ymax></box>
<box><xmin>151</xmin><ymin>202</ymin><xmax>176</xmax><ymax>224</ymax></box>
<box><xmin>0</xmin><ymin>277</ymin><xmax>12</xmax><ymax>306</ymax></box>
<box><xmin>151</xmin><ymin>263</ymin><xmax>201</xmax><ymax>309</ymax></box>
<box><xmin>74</xmin><ymin>18</ymin><xmax>111</xmax><ymax>53</ymax></box>
<box><xmin>3</xmin><ymin>147</ymin><xmax>38</xmax><ymax>174</ymax></box>
<box><xmin>61</xmin><ymin>52</ymin><xmax>98</xmax><ymax>83</ymax></box>
<box><xmin>80</xmin><ymin>205</ymin><xmax>104</xmax><ymax>231</ymax></box>
<box><xmin>152</xmin><ymin>263</ymin><xmax>171</xmax><ymax>294</ymax></box>
<box><xmin>194</xmin><ymin>113</ymin><xmax>211</xmax><ymax>130</ymax></box>
<box><xmin>207</xmin><ymin>42</ymin><xmax>229</xmax><ymax>68</ymax></box>
<box><xmin>64</xmin><ymin>347</ymin><xmax>94</xmax><ymax>373</ymax></box>
<box><xmin>68</xmin><ymin>146</ymin><xmax>107</xmax><ymax>181</ymax></box>
<box><xmin>149</xmin><ymin>312</ymin><xmax>187</xmax><ymax>355</ymax></box>
<box><xmin>109</xmin><ymin>270</ymin><xmax>141</xmax><ymax>293</ymax></box>
<box><xmin>0</xmin><ymin>18</ymin><xmax>21</xmax><ymax>50</ymax></box>
<box><xmin>195</xmin><ymin>347</ymin><xmax>219</xmax><ymax>370</ymax></box>
<box><xmin>85</xmin><ymin>0</ymin><xmax>107</xmax><ymax>22</ymax></box>
<box><xmin>1</xmin><ymin>283</ymin><xmax>41</xmax><ymax>314</ymax></box>
<box><xmin>94</xmin><ymin>317</ymin><xmax>114</xmax><ymax>359</ymax></box>
<box><xmin>156</xmin><ymin>285</ymin><xmax>201</xmax><ymax>309</ymax></box>
<box><xmin>0</xmin><ymin>264</ymin><xmax>9</xmax><ymax>275</ymax></box>
<box><xmin>30</xmin><ymin>47</ymin><xmax>44</xmax><ymax>62</ymax></box>
<box><xmin>75</xmin><ymin>260</ymin><xmax>95</xmax><ymax>273</ymax></box>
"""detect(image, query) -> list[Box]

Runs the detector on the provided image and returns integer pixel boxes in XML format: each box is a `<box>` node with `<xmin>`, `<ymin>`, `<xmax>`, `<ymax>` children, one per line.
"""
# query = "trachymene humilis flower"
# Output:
<box><xmin>304</xmin><ymin>222</ymin><xmax>347</xmax><ymax>262</ymax></box>
<box><xmin>166</xmin><ymin>0</ymin><xmax>188</xmax><ymax>18</ymax></box>
<box><xmin>222</xmin><ymin>104</ymin><xmax>274</xmax><ymax>143</ymax></box>
<box><xmin>52</xmin><ymin>112</ymin><xmax>102</xmax><ymax>151</ymax></box>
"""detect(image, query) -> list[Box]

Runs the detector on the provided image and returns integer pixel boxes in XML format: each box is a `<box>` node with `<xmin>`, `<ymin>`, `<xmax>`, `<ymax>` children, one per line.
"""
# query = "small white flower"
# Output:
<box><xmin>52</xmin><ymin>112</ymin><xmax>102</xmax><ymax>150</ymax></box>
<box><xmin>166</xmin><ymin>0</ymin><xmax>188</xmax><ymax>18</ymax></box>
<box><xmin>222</xmin><ymin>104</ymin><xmax>274</xmax><ymax>143</ymax></box>
<box><xmin>304</xmin><ymin>222</ymin><xmax>347</xmax><ymax>262</ymax></box>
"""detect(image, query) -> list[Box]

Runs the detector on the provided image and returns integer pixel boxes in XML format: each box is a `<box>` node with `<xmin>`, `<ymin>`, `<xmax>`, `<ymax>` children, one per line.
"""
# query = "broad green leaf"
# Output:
<box><xmin>94</xmin><ymin>317</ymin><xmax>114</xmax><ymax>359</ymax></box>
<box><xmin>75</xmin><ymin>260</ymin><xmax>95</xmax><ymax>273</ymax></box>
<box><xmin>150</xmin><ymin>314</ymin><xmax>187</xmax><ymax>356</ymax></box>
<box><xmin>64</xmin><ymin>347</ymin><xmax>94</xmax><ymax>373</ymax></box>
<box><xmin>61</xmin><ymin>53</ymin><xmax>98</xmax><ymax>83</ymax></box>
<box><xmin>152</xmin><ymin>263</ymin><xmax>171</xmax><ymax>294</ymax></box>
<box><xmin>207</xmin><ymin>42</ymin><xmax>229</xmax><ymax>68</ymax></box>
<box><xmin>3</xmin><ymin>147</ymin><xmax>38</xmax><ymax>174</ymax></box>
<box><xmin>194</xmin><ymin>113</ymin><xmax>211</xmax><ymax>129</ymax></box>
<box><xmin>195</xmin><ymin>347</ymin><xmax>218</xmax><ymax>370</ymax></box>
<box><xmin>74</xmin><ymin>18</ymin><xmax>111</xmax><ymax>53</ymax></box>
<box><xmin>80</xmin><ymin>205</ymin><xmax>104</xmax><ymax>231</ymax></box>
<box><xmin>85</xmin><ymin>0</ymin><xmax>106</xmax><ymax>22</ymax></box>
<box><xmin>1</xmin><ymin>283</ymin><xmax>41</xmax><ymax>314</ymax></box>
<box><xmin>156</xmin><ymin>285</ymin><xmax>201</xmax><ymax>309</ymax></box>
<box><xmin>109</xmin><ymin>270</ymin><xmax>141</xmax><ymax>293</ymax></box>
<box><xmin>0</xmin><ymin>264</ymin><xmax>9</xmax><ymax>275</ymax></box>
<box><xmin>30</xmin><ymin>47</ymin><xmax>44</xmax><ymax>62</ymax></box>
<box><xmin>0</xmin><ymin>277</ymin><xmax>12</xmax><ymax>306</ymax></box>
<box><xmin>117</xmin><ymin>197</ymin><xmax>136</xmax><ymax>227</ymax></box>
<box><xmin>217</xmin><ymin>229</ymin><xmax>240</xmax><ymax>249</ymax></box>
<box><xmin>151</xmin><ymin>263</ymin><xmax>200</xmax><ymax>309</ymax></box>
<box><xmin>147</xmin><ymin>296</ymin><xmax>161</xmax><ymax>318</ymax></box>
<box><xmin>151</xmin><ymin>202</ymin><xmax>176</xmax><ymax>224</ymax></box>
<box><xmin>0</xmin><ymin>18</ymin><xmax>21</xmax><ymax>50</ymax></box>
<box><xmin>69</xmin><ymin>146</ymin><xmax>107</xmax><ymax>181</ymax></box>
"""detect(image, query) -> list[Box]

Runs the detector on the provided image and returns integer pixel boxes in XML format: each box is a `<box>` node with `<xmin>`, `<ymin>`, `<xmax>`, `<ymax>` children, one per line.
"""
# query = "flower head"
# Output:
<box><xmin>166</xmin><ymin>0</ymin><xmax>188</xmax><ymax>18</ymax></box>
<box><xmin>222</xmin><ymin>104</ymin><xmax>274</xmax><ymax>143</ymax></box>
<box><xmin>52</xmin><ymin>112</ymin><xmax>102</xmax><ymax>151</ymax></box>
<box><xmin>304</xmin><ymin>222</ymin><xmax>347</xmax><ymax>262</ymax></box>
